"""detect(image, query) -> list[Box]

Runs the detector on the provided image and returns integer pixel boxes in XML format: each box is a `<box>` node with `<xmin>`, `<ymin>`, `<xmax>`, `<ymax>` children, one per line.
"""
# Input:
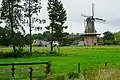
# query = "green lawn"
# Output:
<box><xmin>1</xmin><ymin>46</ymin><xmax>120</xmax><ymax>79</ymax></box>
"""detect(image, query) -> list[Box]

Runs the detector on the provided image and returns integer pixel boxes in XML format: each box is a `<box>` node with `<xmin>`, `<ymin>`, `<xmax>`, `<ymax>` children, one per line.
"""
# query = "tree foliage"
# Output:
<box><xmin>0</xmin><ymin>0</ymin><xmax>25</xmax><ymax>53</ymax></box>
<box><xmin>24</xmin><ymin>34</ymin><xmax>33</xmax><ymax>46</ymax></box>
<box><xmin>43</xmin><ymin>31</ymin><xmax>51</xmax><ymax>41</ymax></box>
<box><xmin>47</xmin><ymin>0</ymin><xmax>68</xmax><ymax>51</ymax></box>
<box><xmin>114</xmin><ymin>31</ymin><xmax>120</xmax><ymax>41</ymax></box>
<box><xmin>102</xmin><ymin>31</ymin><xmax>117</xmax><ymax>45</ymax></box>
<box><xmin>32</xmin><ymin>33</ymin><xmax>44</xmax><ymax>40</ymax></box>
<box><xmin>0</xmin><ymin>27</ymin><xmax>11</xmax><ymax>46</ymax></box>
<box><xmin>103</xmin><ymin>31</ymin><xmax>115</xmax><ymax>41</ymax></box>
<box><xmin>0</xmin><ymin>0</ymin><xmax>25</xmax><ymax>32</ymax></box>
<box><xmin>22</xmin><ymin>0</ymin><xmax>45</xmax><ymax>29</ymax></box>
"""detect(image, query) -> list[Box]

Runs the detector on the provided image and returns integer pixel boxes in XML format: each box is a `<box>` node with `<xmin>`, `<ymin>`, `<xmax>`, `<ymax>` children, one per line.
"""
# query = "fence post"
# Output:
<box><xmin>11</xmin><ymin>63</ymin><xmax>15</xmax><ymax>80</ymax></box>
<box><xmin>46</xmin><ymin>61</ymin><xmax>51</xmax><ymax>78</ymax></box>
<box><xmin>78</xmin><ymin>63</ymin><xmax>80</xmax><ymax>74</ymax></box>
<box><xmin>29</xmin><ymin>67</ymin><xmax>33</xmax><ymax>80</ymax></box>
<box><xmin>105</xmin><ymin>63</ymin><xmax>107</xmax><ymax>68</ymax></box>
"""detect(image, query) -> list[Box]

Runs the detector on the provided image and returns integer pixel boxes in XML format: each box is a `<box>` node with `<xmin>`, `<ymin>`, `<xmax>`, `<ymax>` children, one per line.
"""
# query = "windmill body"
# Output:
<box><xmin>85</xmin><ymin>16</ymin><xmax>96</xmax><ymax>33</ymax></box>
<box><xmin>81</xmin><ymin>2</ymin><xmax>105</xmax><ymax>46</ymax></box>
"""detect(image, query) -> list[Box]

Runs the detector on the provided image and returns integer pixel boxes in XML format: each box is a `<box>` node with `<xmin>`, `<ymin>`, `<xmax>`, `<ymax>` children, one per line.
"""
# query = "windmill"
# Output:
<box><xmin>81</xmin><ymin>1</ymin><xmax>106</xmax><ymax>46</ymax></box>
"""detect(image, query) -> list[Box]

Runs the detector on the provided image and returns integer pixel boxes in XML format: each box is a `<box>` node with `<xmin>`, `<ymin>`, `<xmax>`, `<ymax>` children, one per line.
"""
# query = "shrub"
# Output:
<box><xmin>67</xmin><ymin>72</ymin><xmax>79</xmax><ymax>79</ymax></box>
<box><xmin>0</xmin><ymin>52</ymin><xmax>14</xmax><ymax>58</ymax></box>
<box><xmin>32</xmin><ymin>51</ymin><xmax>63</xmax><ymax>57</ymax></box>
<box><xmin>0</xmin><ymin>51</ymin><xmax>31</xmax><ymax>58</ymax></box>
<box><xmin>0</xmin><ymin>51</ymin><xmax>63</xmax><ymax>58</ymax></box>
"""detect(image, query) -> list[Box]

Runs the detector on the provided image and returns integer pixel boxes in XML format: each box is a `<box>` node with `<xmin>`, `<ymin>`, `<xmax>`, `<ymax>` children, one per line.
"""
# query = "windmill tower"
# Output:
<box><xmin>81</xmin><ymin>1</ymin><xmax>106</xmax><ymax>46</ymax></box>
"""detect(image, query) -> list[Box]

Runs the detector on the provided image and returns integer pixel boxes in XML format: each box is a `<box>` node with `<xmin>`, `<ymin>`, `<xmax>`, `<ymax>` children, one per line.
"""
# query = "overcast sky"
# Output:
<box><xmin>1</xmin><ymin>0</ymin><xmax>120</xmax><ymax>34</ymax></box>
<box><xmin>39</xmin><ymin>0</ymin><xmax>120</xmax><ymax>34</ymax></box>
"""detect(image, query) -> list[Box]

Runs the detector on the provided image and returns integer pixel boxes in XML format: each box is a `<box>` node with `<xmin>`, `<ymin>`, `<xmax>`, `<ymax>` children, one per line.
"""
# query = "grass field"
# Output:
<box><xmin>1</xmin><ymin>46</ymin><xmax>120</xmax><ymax>79</ymax></box>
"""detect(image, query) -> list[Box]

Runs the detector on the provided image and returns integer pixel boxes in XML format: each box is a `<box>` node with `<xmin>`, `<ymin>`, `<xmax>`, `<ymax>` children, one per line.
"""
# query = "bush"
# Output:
<box><xmin>49</xmin><ymin>51</ymin><xmax>61</xmax><ymax>56</ymax></box>
<box><xmin>0</xmin><ymin>51</ymin><xmax>63</xmax><ymax>58</ymax></box>
<box><xmin>0</xmin><ymin>52</ymin><xmax>14</xmax><ymax>58</ymax></box>
<box><xmin>32</xmin><ymin>51</ymin><xmax>62</xmax><ymax>57</ymax></box>
<box><xmin>0</xmin><ymin>51</ymin><xmax>31</xmax><ymax>58</ymax></box>
<box><xmin>67</xmin><ymin>72</ymin><xmax>79</xmax><ymax>79</ymax></box>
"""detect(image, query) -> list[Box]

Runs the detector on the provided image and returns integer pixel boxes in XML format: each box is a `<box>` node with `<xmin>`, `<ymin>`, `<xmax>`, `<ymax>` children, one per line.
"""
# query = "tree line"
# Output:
<box><xmin>0</xmin><ymin>27</ymin><xmax>83</xmax><ymax>47</ymax></box>
<box><xmin>2</xmin><ymin>29</ymin><xmax>120</xmax><ymax>47</ymax></box>
<box><xmin>0</xmin><ymin>0</ymin><xmax>68</xmax><ymax>54</ymax></box>
<box><xmin>98</xmin><ymin>31</ymin><xmax>120</xmax><ymax>45</ymax></box>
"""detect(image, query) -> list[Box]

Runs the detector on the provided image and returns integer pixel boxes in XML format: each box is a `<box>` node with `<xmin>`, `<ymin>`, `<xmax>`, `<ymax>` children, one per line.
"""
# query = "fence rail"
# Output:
<box><xmin>0</xmin><ymin>61</ymin><xmax>51</xmax><ymax>80</ymax></box>
<box><xmin>0</xmin><ymin>62</ymin><xmax>49</xmax><ymax>66</ymax></box>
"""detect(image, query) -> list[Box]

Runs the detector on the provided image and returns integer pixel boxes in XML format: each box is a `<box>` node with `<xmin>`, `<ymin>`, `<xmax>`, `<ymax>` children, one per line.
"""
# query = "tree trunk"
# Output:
<box><xmin>13</xmin><ymin>44</ymin><xmax>16</xmax><ymax>53</ymax></box>
<box><xmin>29</xmin><ymin>0</ymin><xmax>32</xmax><ymax>55</ymax></box>
<box><xmin>9</xmin><ymin>0</ymin><xmax>16</xmax><ymax>54</ymax></box>
<box><xmin>50</xmin><ymin>25</ymin><xmax>53</xmax><ymax>52</ymax></box>
<box><xmin>50</xmin><ymin>41</ymin><xmax>53</xmax><ymax>52</ymax></box>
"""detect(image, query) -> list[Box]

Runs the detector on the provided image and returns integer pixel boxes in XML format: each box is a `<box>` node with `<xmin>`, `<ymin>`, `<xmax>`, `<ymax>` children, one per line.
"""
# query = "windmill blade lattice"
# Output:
<box><xmin>95</xmin><ymin>18</ymin><xmax>106</xmax><ymax>22</ymax></box>
<box><xmin>81</xmin><ymin>13</ymin><xmax>90</xmax><ymax>18</ymax></box>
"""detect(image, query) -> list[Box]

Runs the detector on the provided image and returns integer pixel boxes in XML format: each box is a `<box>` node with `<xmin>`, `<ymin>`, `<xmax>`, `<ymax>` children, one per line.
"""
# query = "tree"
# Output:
<box><xmin>0</xmin><ymin>0</ymin><xmax>25</xmax><ymax>53</ymax></box>
<box><xmin>22</xmin><ymin>0</ymin><xmax>45</xmax><ymax>54</ymax></box>
<box><xmin>24</xmin><ymin>34</ymin><xmax>33</xmax><ymax>46</ymax></box>
<box><xmin>14</xmin><ymin>32</ymin><xmax>25</xmax><ymax>50</ymax></box>
<box><xmin>103</xmin><ymin>31</ymin><xmax>114</xmax><ymax>40</ymax></box>
<box><xmin>32</xmin><ymin>33</ymin><xmax>44</xmax><ymax>40</ymax></box>
<box><xmin>103</xmin><ymin>31</ymin><xmax>115</xmax><ymax>45</ymax></box>
<box><xmin>114</xmin><ymin>31</ymin><xmax>120</xmax><ymax>41</ymax></box>
<box><xmin>47</xmin><ymin>0</ymin><xmax>68</xmax><ymax>51</ymax></box>
<box><xmin>112</xmin><ymin>31</ymin><xmax>120</xmax><ymax>45</ymax></box>
<box><xmin>32</xmin><ymin>34</ymin><xmax>38</xmax><ymax>40</ymax></box>
<box><xmin>43</xmin><ymin>31</ymin><xmax>51</xmax><ymax>41</ymax></box>
<box><xmin>62</xmin><ymin>33</ymin><xmax>83</xmax><ymax>46</ymax></box>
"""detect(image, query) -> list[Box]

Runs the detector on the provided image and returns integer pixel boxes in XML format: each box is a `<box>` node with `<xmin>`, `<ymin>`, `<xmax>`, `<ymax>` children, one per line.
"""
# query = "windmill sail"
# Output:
<box><xmin>92</xmin><ymin>2</ymin><xmax>94</xmax><ymax>17</ymax></box>
<box><xmin>81</xmin><ymin>0</ymin><xmax>105</xmax><ymax>33</ymax></box>
<box><xmin>81</xmin><ymin>0</ymin><xmax>103</xmax><ymax>46</ymax></box>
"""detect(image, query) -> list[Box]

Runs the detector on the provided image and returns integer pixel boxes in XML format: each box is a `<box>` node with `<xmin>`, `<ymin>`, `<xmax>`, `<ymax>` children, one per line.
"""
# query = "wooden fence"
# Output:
<box><xmin>0</xmin><ymin>61</ymin><xmax>51</xmax><ymax>80</ymax></box>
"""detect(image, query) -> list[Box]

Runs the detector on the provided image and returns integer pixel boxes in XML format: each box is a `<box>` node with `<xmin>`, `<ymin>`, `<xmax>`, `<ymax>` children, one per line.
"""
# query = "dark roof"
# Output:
<box><xmin>81</xmin><ymin>33</ymin><xmax>101</xmax><ymax>36</ymax></box>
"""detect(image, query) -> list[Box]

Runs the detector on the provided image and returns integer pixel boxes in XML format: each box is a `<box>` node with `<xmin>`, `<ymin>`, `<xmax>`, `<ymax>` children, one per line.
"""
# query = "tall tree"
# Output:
<box><xmin>47</xmin><ymin>0</ymin><xmax>68</xmax><ymax>51</ymax></box>
<box><xmin>22</xmin><ymin>0</ymin><xmax>45</xmax><ymax>54</ymax></box>
<box><xmin>0</xmin><ymin>0</ymin><xmax>25</xmax><ymax>53</ymax></box>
